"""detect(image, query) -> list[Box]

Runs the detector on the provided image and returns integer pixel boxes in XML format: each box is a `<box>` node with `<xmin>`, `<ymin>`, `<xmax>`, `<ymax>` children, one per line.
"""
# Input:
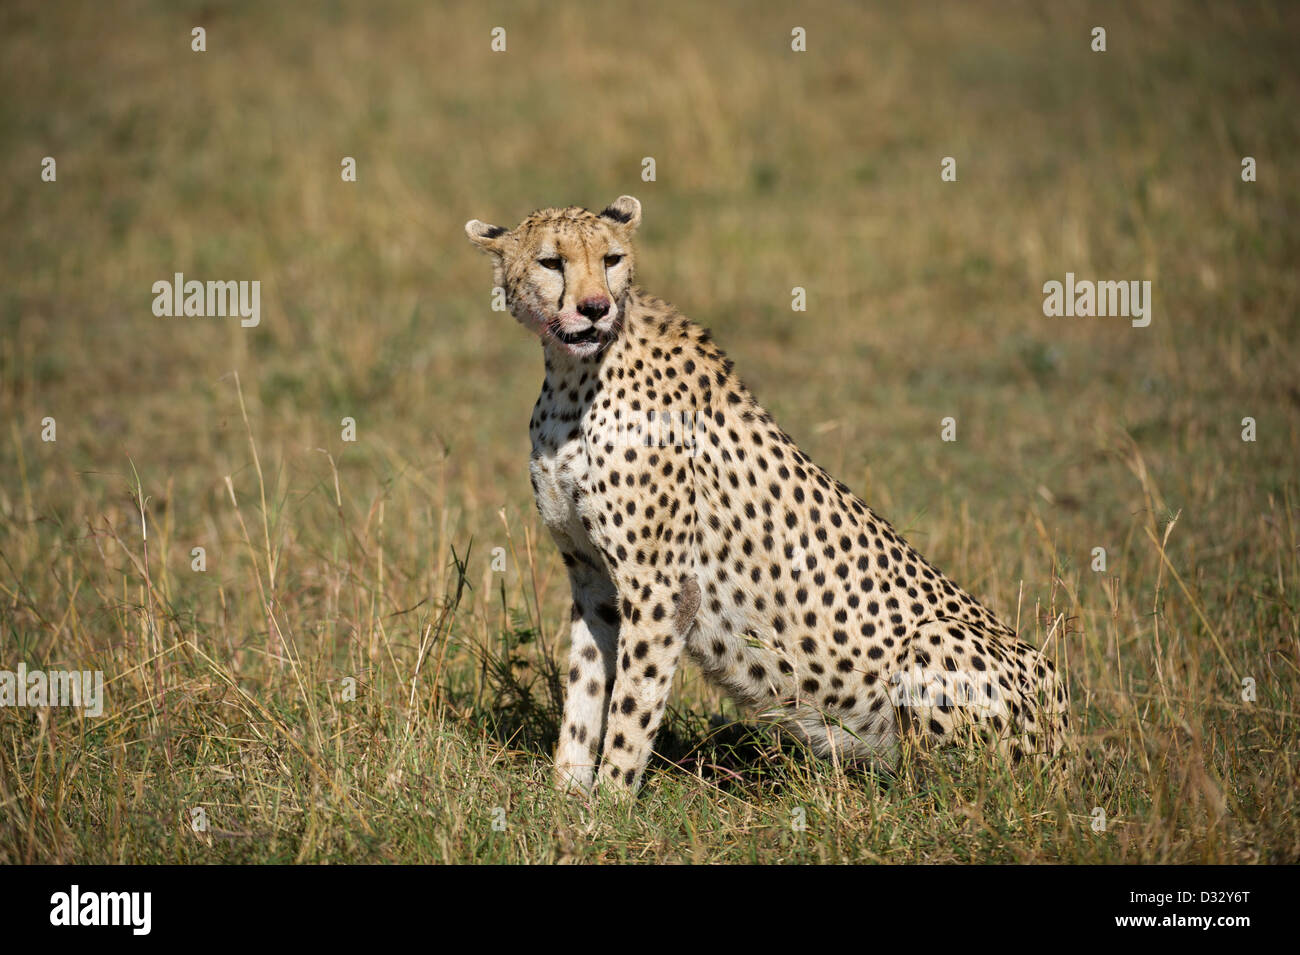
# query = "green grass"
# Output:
<box><xmin>1</xmin><ymin>0</ymin><xmax>1298</xmax><ymax>863</ymax></box>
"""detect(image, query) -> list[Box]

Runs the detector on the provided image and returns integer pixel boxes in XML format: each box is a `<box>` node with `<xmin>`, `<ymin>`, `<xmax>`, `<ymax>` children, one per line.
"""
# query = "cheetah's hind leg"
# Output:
<box><xmin>889</xmin><ymin>618</ymin><xmax>1069</xmax><ymax>769</ymax></box>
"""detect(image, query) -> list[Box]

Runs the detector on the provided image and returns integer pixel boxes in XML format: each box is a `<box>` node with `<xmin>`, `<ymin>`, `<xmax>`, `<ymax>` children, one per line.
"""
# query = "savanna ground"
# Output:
<box><xmin>1</xmin><ymin>0</ymin><xmax>1298</xmax><ymax>864</ymax></box>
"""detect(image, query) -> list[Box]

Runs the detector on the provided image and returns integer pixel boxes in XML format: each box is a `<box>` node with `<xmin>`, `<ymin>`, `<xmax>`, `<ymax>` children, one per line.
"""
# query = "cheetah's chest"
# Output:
<box><xmin>529</xmin><ymin>431</ymin><xmax>592</xmax><ymax>546</ymax></box>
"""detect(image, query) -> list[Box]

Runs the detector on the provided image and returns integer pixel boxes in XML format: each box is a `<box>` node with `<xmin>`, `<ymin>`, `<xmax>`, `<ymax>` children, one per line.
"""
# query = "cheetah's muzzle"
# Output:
<box><xmin>465</xmin><ymin>194</ymin><xmax>1071</xmax><ymax>797</ymax></box>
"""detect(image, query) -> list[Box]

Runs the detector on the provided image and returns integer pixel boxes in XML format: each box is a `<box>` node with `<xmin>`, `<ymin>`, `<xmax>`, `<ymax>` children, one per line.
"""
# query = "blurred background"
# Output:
<box><xmin>1</xmin><ymin>0</ymin><xmax>1298</xmax><ymax>862</ymax></box>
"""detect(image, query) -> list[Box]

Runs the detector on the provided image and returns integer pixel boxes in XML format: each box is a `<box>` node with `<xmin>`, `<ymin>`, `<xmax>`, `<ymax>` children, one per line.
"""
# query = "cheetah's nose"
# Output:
<box><xmin>577</xmin><ymin>298</ymin><xmax>611</xmax><ymax>321</ymax></box>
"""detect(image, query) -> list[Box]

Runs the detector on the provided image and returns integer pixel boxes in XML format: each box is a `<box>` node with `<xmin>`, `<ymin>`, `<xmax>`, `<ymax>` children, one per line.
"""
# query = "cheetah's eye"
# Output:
<box><xmin>538</xmin><ymin>257</ymin><xmax>563</xmax><ymax>271</ymax></box>
<box><xmin>604</xmin><ymin>254</ymin><xmax>623</xmax><ymax>268</ymax></box>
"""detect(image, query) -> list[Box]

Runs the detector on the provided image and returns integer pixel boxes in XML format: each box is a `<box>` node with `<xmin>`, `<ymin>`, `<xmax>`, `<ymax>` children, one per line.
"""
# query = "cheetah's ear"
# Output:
<box><xmin>465</xmin><ymin>219</ymin><xmax>509</xmax><ymax>253</ymax></box>
<box><xmin>598</xmin><ymin>196</ymin><xmax>641</xmax><ymax>232</ymax></box>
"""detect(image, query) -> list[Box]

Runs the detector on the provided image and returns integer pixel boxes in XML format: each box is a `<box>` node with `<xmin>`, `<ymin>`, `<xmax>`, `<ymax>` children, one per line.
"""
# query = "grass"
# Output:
<box><xmin>1</xmin><ymin>0</ymin><xmax>1298</xmax><ymax>863</ymax></box>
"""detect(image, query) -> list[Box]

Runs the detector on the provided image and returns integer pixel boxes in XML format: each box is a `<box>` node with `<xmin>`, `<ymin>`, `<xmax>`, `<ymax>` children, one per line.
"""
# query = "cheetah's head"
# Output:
<box><xmin>465</xmin><ymin>196</ymin><xmax>641</xmax><ymax>358</ymax></box>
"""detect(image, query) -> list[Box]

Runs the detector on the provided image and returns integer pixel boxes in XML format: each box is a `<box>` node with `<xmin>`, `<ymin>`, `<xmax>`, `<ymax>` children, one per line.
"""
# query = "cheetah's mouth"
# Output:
<box><xmin>557</xmin><ymin>325</ymin><xmax>602</xmax><ymax>347</ymax></box>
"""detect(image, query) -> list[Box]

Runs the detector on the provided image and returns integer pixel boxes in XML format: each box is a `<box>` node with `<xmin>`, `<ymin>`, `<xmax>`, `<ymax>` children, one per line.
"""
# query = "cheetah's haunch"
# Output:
<box><xmin>466</xmin><ymin>196</ymin><xmax>1069</xmax><ymax>795</ymax></box>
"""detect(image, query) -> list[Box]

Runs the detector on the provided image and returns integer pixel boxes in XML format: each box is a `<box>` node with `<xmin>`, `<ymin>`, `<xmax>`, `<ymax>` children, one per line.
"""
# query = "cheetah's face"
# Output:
<box><xmin>465</xmin><ymin>196</ymin><xmax>641</xmax><ymax>358</ymax></box>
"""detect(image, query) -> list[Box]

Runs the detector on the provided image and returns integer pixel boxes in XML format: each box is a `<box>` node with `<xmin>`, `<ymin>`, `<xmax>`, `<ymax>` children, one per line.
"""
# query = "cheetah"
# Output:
<box><xmin>465</xmin><ymin>196</ymin><xmax>1069</xmax><ymax>795</ymax></box>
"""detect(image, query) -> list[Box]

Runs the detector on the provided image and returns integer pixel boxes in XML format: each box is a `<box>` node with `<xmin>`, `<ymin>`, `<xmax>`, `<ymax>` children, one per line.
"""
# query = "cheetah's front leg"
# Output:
<box><xmin>554</xmin><ymin>554</ymin><xmax>620</xmax><ymax>794</ymax></box>
<box><xmin>594</xmin><ymin>573</ymin><xmax>700</xmax><ymax>794</ymax></box>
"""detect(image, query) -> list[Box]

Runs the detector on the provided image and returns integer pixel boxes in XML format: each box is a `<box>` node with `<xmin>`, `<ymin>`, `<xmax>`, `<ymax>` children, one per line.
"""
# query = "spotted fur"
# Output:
<box><xmin>466</xmin><ymin>197</ymin><xmax>1069</xmax><ymax>795</ymax></box>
